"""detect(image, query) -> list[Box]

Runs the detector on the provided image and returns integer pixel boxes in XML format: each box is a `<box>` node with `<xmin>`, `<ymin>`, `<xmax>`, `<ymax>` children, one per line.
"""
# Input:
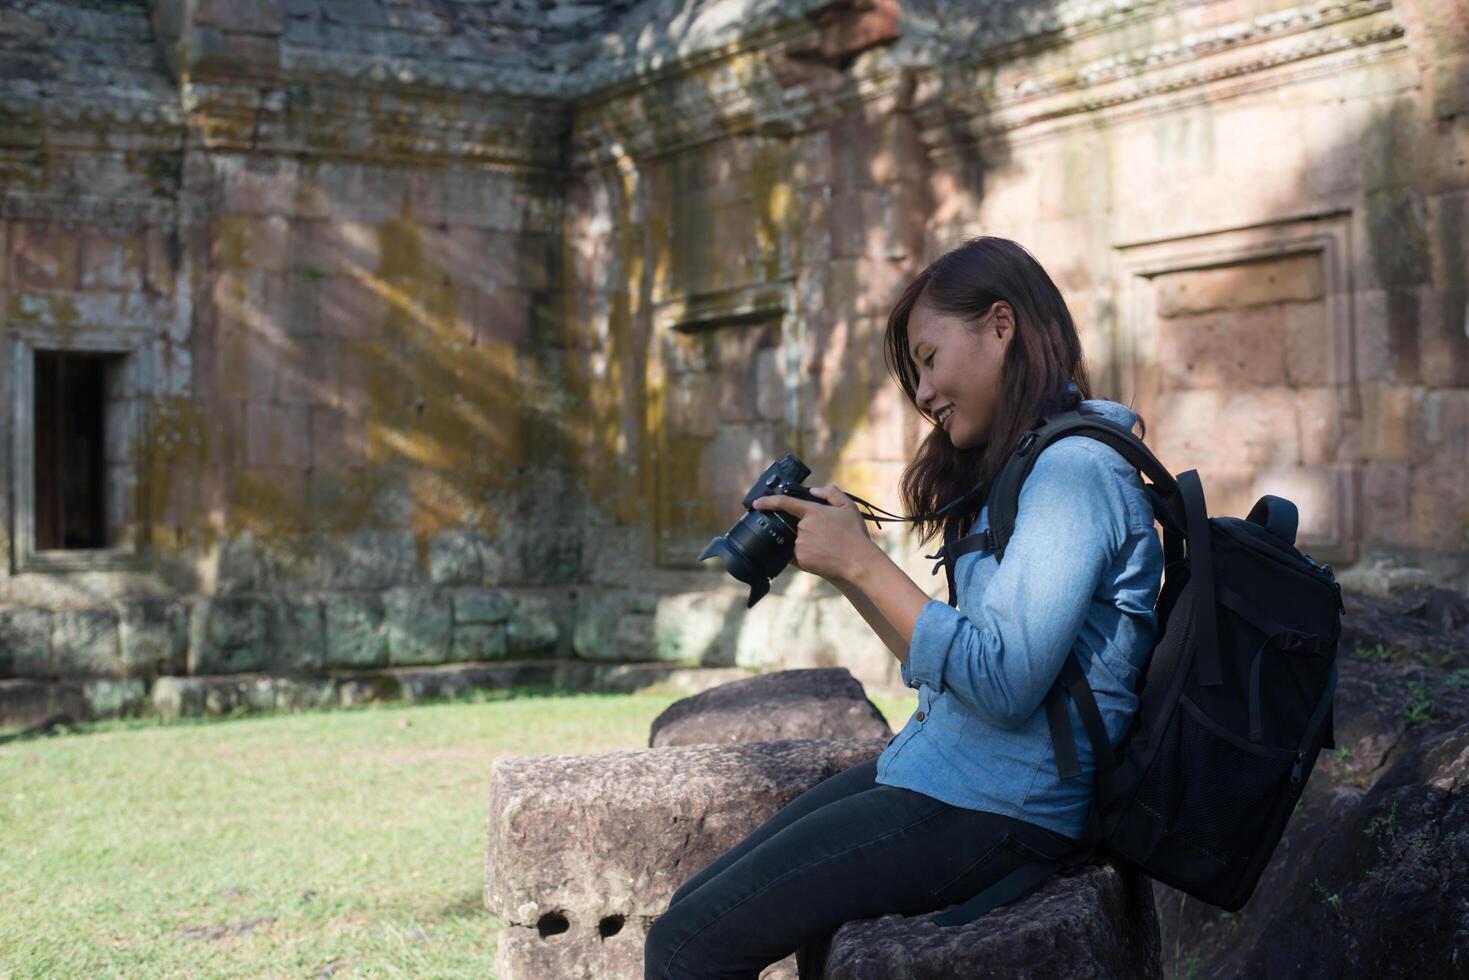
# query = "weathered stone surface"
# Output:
<box><xmin>649</xmin><ymin>668</ymin><xmax>891</xmax><ymax>747</ymax></box>
<box><xmin>505</xmin><ymin>595</ymin><xmax>559</xmax><ymax>656</ymax></box>
<box><xmin>429</xmin><ymin>530</ymin><xmax>485</xmax><ymax>585</ymax></box>
<box><xmin>53</xmin><ymin>609</ymin><xmax>122</xmax><ymax>676</ymax></box>
<box><xmin>485</xmin><ymin>738</ymin><xmax>886</xmax><ymax>980</ymax></box>
<box><xmin>393</xmin><ymin>661</ymin><xmax>560</xmax><ymax>701</ymax></box>
<box><xmin>452</xmin><ymin>588</ymin><xmax>511</xmax><ymax>624</ymax></box>
<box><xmin>266</xmin><ymin>598</ymin><xmax>325</xmax><ymax>673</ymax></box>
<box><xmin>323</xmin><ymin>593</ymin><xmax>388</xmax><ymax>669</ymax></box>
<box><xmin>82</xmin><ymin>678</ymin><xmax>148</xmax><ymax>719</ymax></box>
<box><xmin>0</xmin><ymin>679</ymin><xmax>86</xmax><ymax>729</ymax></box>
<box><xmin>151</xmin><ymin>674</ymin><xmax>278</xmax><ymax>719</ymax></box>
<box><xmin>1338</xmin><ymin>586</ymin><xmax>1469</xmax><ymax>668</ymax></box>
<box><xmin>384</xmin><ymin>588</ymin><xmax>452</xmax><ymax>666</ymax></box>
<box><xmin>118</xmin><ymin>600</ymin><xmax>188</xmax><ymax>677</ymax></box>
<box><xmin>821</xmin><ymin>860</ymin><xmax>1160</xmax><ymax>979</ymax></box>
<box><xmin>189</xmin><ymin>598</ymin><xmax>269</xmax><ymax>674</ymax></box>
<box><xmin>322</xmin><ymin>530</ymin><xmax>422</xmax><ymax>589</ymax></box>
<box><xmin>573</xmin><ymin>589</ymin><xmax>656</xmax><ymax>661</ymax></box>
<box><xmin>453</xmin><ymin>623</ymin><xmax>508</xmax><ymax>660</ymax></box>
<box><xmin>0</xmin><ymin>609</ymin><xmax>53</xmax><ymax>678</ymax></box>
<box><xmin>1164</xmin><ymin>721</ymin><xmax>1469</xmax><ymax>980</ymax></box>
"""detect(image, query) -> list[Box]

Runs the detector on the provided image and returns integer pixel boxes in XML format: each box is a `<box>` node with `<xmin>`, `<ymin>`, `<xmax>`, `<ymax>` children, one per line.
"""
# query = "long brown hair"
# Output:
<box><xmin>883</xmin><ymin>236</ymin><xmax>1101</xmax><ymax>546</ymax></box>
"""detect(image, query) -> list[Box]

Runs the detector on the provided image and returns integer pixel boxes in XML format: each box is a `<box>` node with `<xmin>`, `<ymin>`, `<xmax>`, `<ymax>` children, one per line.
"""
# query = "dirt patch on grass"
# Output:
<box><xmin>179</xmin><ymin>916</ymin><xmax>278</xmax><ymax>942</ymax></box>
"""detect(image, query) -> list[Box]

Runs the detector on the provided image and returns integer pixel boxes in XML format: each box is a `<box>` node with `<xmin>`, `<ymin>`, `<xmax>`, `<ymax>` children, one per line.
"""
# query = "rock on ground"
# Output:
<box><xmin>1159</xmin><ymin>587</ymin><xmax>1469</xmax><ymax>978</ymax></box>
<box><xmin>822</xmin><ymin>859</ymin><xmax>1161</xmax><ymax>979</ymax></box>
<box><xmin>648</xmin><ymin>667</ymin><xmax>892</xmax><ymax>747</ymax></box>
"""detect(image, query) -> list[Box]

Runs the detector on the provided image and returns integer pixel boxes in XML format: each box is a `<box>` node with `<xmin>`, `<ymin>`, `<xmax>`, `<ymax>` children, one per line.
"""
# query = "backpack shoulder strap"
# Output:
<box><xmin>987</xmin><ymin>410</ymin><xmax>1183</xmax><ymax>562</ymax></box>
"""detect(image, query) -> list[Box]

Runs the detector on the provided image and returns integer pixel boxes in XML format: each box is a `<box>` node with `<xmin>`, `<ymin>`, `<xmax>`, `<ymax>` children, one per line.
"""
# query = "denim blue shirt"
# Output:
<box><xmin>875</xmin><ymin>399</ymin><xmax>1164</xmax><ymax>839</ymax></box>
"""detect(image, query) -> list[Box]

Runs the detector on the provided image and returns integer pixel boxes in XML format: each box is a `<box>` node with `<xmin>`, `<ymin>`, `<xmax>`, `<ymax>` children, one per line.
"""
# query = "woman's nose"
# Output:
<box><xmin>915</xmin><ymin>379</ymin><xmax>936</xmax><ymax>412</ymax></box>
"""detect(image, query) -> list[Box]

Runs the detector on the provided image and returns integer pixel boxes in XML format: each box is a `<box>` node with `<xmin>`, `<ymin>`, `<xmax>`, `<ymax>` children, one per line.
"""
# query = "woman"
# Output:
<box><xmin>643</xmin><ymin>237</ymin><xmax>1165</xmax><ymax>979</ymax></box>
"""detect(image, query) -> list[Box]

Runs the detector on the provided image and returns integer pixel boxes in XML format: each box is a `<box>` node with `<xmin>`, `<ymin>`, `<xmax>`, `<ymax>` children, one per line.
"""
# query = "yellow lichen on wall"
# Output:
<box><xmin>141</xmin><ymin>396</ymin><xmax>215</xmax><ymax>550</ymax></box>
<box><xmin>364</xmin><ymin>204</ymin><xmax>521</xmax><ymax>547</ymax></box>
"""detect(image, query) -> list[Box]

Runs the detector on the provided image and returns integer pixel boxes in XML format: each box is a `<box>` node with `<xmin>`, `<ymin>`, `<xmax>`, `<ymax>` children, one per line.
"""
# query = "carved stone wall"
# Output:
<box><xmin>1</xmin><ymin>0</ymin><xmax>1466</xmax><ymax>700</ymax></box>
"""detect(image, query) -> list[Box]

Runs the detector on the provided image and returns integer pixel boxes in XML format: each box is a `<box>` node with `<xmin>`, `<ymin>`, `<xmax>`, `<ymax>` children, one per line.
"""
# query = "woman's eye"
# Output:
<box><xmin>924</xmin><ymin>354</ymin><xmax>934</xmax><ymax>367</ymax></box>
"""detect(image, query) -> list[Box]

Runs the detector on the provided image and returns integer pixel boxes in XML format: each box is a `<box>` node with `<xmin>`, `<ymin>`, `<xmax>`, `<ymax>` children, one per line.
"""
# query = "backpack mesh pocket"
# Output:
<box><xmin>1132</xmin><ymin>696</ymin><xmax>1299</xmax><ymax>900</ymax></box>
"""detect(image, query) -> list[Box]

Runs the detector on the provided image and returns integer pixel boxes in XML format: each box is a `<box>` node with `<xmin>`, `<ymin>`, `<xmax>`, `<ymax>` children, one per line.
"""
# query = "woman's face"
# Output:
<box><xmin>906</xmin><ymin>299</ymin><xmax>1014</xmax><ymax>450</ymax></box>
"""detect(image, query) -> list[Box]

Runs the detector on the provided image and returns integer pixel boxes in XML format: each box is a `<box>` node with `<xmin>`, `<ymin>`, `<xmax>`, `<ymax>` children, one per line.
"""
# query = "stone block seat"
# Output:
<box><xmin>484</xmin><ymin>736</ymin><xmax>1161</xmax><ymax>979</ymax></box>
<box><xmin>648</xmin><ymin>667</ymin><xmax>893</xmax><ymax>747</ymax></box>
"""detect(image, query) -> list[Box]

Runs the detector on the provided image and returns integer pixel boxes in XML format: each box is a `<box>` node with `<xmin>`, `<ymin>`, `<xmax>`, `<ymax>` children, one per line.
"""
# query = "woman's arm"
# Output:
<box><xmin>836</xmin><ymin>549</ymin><xmax>932</xmax><ymax>667</ymax></box>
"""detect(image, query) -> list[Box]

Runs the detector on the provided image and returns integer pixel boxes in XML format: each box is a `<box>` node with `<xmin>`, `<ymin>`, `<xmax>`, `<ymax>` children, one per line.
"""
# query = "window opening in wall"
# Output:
<box><xmin>33</xmin><ymin>350</ymin><xmax>122</xmax><ymax>550</ymax></box>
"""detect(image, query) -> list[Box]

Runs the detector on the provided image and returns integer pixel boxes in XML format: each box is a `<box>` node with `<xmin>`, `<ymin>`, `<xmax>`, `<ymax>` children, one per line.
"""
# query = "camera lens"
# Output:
<box><xmin>698</xmin><ymin>509</ymin><xmax>798</xmax><ymax>608</ymax></box>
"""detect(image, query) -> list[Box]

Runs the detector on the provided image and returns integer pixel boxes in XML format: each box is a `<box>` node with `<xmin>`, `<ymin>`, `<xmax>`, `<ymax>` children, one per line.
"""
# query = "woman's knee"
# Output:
<box><xmin>643</xmin><ymin>905</ymin><xmax>703</xmax><ymax>980</ymax></box>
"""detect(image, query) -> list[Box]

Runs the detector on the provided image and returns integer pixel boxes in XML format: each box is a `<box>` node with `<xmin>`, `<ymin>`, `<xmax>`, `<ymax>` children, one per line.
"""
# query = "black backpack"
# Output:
<box><xmin>927</xmin><ymin>408</ymin><xmax>1345</xmax><ymax>926</ymax></box>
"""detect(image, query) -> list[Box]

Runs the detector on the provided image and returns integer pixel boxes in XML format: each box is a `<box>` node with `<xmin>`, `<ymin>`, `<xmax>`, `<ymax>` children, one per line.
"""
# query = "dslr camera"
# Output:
<box><xmin>699</xmin><ymin>453</ymin><xmax>824</xmax><ymax>608</ymax></box>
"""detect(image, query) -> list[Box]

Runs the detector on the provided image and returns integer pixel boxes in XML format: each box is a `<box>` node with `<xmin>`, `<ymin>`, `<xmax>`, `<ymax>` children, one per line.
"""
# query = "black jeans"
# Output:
<box><xmin>643</xmin><ymin>758</ymin><xmax>1077</xmax><ymax>979</ymax></box>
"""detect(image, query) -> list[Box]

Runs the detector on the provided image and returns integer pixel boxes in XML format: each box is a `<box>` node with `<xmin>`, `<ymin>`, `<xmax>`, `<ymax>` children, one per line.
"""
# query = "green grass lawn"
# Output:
<box><xmin>0</xmin><ymin>686</ymin><xmax>917</xmax><ymax>978</ymax></box>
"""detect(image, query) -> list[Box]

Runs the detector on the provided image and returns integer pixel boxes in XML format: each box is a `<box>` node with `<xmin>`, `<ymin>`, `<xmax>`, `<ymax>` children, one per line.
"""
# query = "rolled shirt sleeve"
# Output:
<box><xmin>903</xmin><ymin>440</ymin><xmax>1130</xmax><ymax>727</ymax></box>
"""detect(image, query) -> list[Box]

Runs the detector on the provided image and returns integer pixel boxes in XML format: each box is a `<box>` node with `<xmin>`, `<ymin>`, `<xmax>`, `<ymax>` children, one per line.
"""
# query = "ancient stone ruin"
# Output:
<box><xmin>2</xmin><ymin>0</ymin><xmax>1467</xmax><ymax>725</ymax></box>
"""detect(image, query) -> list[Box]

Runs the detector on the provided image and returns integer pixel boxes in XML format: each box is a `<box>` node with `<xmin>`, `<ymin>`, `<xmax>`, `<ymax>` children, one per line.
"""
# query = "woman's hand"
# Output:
<box><xmin>751</xmin><ymin>484</ymin><xmax>878</xmax><ymax>584</ymax></box>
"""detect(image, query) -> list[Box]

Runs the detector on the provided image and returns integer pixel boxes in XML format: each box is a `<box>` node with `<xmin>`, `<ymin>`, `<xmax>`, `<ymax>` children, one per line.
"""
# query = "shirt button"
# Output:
<box><xmin>916</xmin><ymin>711</ymin><xmax>926</xmax><ymax>721</ymax></box>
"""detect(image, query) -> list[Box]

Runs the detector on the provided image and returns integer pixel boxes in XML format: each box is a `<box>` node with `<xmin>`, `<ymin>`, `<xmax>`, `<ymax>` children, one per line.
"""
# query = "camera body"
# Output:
<box><xmin>699</xmin><ymin>453</ymin><xmax>824</xmax><ymax>608</ymax></box>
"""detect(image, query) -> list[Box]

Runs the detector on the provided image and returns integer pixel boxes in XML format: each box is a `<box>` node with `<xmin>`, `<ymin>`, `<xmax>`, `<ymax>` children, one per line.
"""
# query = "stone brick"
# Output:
<box><xmin>453</xmin><ymin>588</ymin><xmax>511</xmax><ymax>624</ymax></box>
<box><xmin>1416</xmin><ymin>388</ymin><xmax>1469</xmax><ymax>458</ymax></box>
<box><xmin>232</xmin><ymin>467</ymin><xmax>309</xmax><ymax>533</ymax></box>
<box><xmin>1362</xmin><ymin>459</ymin><xmax>1413</xmax><ymax>546</ymax></box>
<box><xmin>1419</xmin><ymin>285</ymin><xmax>1469</xmax><ymax>386</ymax></box>
<box><xmin>1408</xmin><ymin>458</ymin><xmax>1469</xmax><ymax>551</ymax></box>
<box><xmin>318</xmin><ymin>275</ymin><xmax>385</xmax><ymax>340</ymax></box>
<box><xmin>9</xmin><ymin>223</ymin><xmax>77</xmax><ymax>289</ymax></box>
<box><xmin>429</xmin><ymin>531</ymin><xmax>485</xmax><ymax>585</ymax></box>
<box><xmin>481</xmin><ymin>286</ymin><xmax>532</xmax><ymax>347</ymax></box>
<box><xmin>0</xmin><ymin>609</ymin><xmax>52</xmax><ymax>677</ymax></box>
<box><xmin>51</xmin><ymin>609</ymin><xmax>120</xmax><ymax>677</ymax></box>
<box><xmin>215</xmin><ymin>318</ymin><xmax>285</xmax><ymax>402</ymax></box>
<box><xmin>323</xmin><ymin>593</ymin><xmax>388</xmax><ymax>669</ymax></box>
<box><xmin>82</xmin><ymin>678</ymin><xmax>147</xmax><ymax>719</ymax></box>
<box><xmin>320</xmin><ymin>529</ymin><xmax>422</xmax><ymax>589</ymax></box>
<box><xmin>1154</xmin><ymin>254</ymin><xmax>1325</xmax><ymax>317</ymax></box>
<box><xmin>118</xmin><ymin>600</ymin><xmax>188</xmax><ymax>677</ymax></box>
<box><xmin>309</xmin><ymin>405</ymin><xmax>368</xmax><ymax>468</ymax></box>
<box><xmin>1150</xmin><ymin>387</ymin><xmax>1301</xmax><ymax>470</ymax></box>
<box><xmin>196</xmin><ymin>0</ymin><xmax>284</xmax><ymax>35</ymax></box>
<box><xmin>1282</xmin><ymin>300</ymin><xmax>1332</xmax><ymax>386</ymax></box>
<box><xmin>1359</xmin><ymin>383</ymin><xmax>1418</xmax><ymax>461</ymax></box>
<box><xmin>1155</xmin><ymin>308</ymin><xmax>1287</xmax><ymax>390</ymax></box>
<box><xmin>453</xmin><ymin>623</ymin><xmax>507</xmax><ymax>661</ymax></box>
<box><xmin>218</xmin><ymin>155</ymin><xmax>300</xmax><ymax>215</ymax></box>
<box><xmin>1351</xmin><ymin>288</ymin><xmax>1411</xmax><ymax>383</ymax></box>
<box><xmin>78</xmin><ymin>232</ymin><xmax>145</xmax><ymax>290</ymax></box>
<box><xmin>245</xmin><ymin>402</ymin><xmax>311</xmax><ymax>467</ymax></box>
<box><xmin>213</xmin><ymin>216</ymin><xmax>290</xmax><ymax>274</ymax></box>
<box><xmin>267</xmin><ymin>598</ymin><xmax>324</xmax><ymax>673</ymax></box>
<box><xmin>190</xmin><ymin>597</ymin><xmax>269</xmax><ymax>674</ymax></box>
<box><xmin>298</xmin><ymin>220</ymin><xmax>381</xmax><ymax>277</ymax></box>
<box><xmin>1296</xmin><ymin>387</ymin><xmax>1339</xmax><ymax>467</ymax></box>
<box><xmin>384</xmin><ymin>588</ymin><xmax>452</xmax><ymax>666</ymax></box>
<box><xmin>486</xmin><ymin>738</ymin><xmax>885</xmax><ymax>980</ymax></box>
<box><xmin>505</xmin><ymin>594</ymin><xmax>559</xmax><ymax>656</ymax></box>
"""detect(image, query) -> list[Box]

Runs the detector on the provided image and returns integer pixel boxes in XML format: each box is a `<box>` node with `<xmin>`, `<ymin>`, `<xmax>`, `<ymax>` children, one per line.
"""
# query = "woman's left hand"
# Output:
<box><xmin>751</xmin><ymin>484</ymin><xmax>877</xmax><ymax>583</ymax></box>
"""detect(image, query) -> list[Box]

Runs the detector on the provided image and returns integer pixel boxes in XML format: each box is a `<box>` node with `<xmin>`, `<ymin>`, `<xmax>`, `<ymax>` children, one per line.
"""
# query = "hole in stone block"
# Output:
<box><xmin>598</xmin><ymin>914</ymin><xmax>624</xmax><ymax>938</ymax></box>
<box><xmin>536</xmin><ymin>911</ymin><xmax>570</xmax><ymax>938</ymax></box>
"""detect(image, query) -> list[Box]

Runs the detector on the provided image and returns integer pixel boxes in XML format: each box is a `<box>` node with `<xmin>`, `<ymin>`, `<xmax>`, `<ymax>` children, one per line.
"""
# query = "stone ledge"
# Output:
<box><xmin>0</xmin><ymin>661</ymin><xmax>754</xmax><ymax>729</ymax></box>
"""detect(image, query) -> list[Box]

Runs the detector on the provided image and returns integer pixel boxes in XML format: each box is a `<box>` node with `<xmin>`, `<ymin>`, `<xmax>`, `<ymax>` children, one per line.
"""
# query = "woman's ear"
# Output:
<box><xmin>990</xmin><ymin>301</ymin><xmax>1016</xmax><ymax>340</ymax></box>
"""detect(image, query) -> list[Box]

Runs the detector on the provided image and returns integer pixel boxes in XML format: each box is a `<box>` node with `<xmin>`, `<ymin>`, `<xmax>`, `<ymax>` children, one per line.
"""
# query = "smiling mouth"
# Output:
<box><xmin>935</xmin><ymin>406</ymin><xmax>956</xmax><ymax>427</ymax></box>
